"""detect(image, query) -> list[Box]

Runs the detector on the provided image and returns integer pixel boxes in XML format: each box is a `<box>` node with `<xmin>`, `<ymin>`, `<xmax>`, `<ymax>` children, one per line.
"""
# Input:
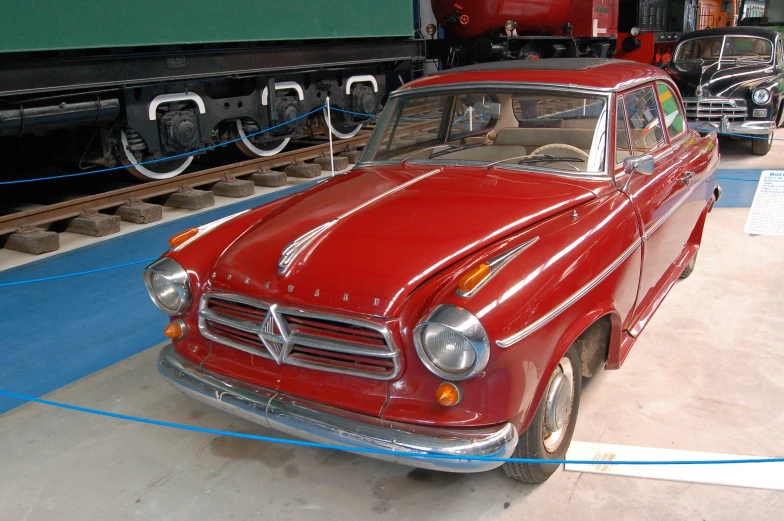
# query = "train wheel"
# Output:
<box><xmin>120</xmin><ymin>131</ymin><xmax>193</xmax><ymax>181</ymax></box>
<box><xmin>233</xmin><ymin>120</ymin><xmax>290</xmax><ymax>158</ymax></box>
<box><xmin>320</xmin><ymin>107</ymin><xmax>364</xmax><ymax>139</ymax></box>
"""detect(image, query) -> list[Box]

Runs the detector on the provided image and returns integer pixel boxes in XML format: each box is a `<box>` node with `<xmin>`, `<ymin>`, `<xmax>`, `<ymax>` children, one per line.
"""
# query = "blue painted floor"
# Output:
<box><xmin>0</xmin><ymin>184</ymin><xmax>310</xmax><ymax>414</ymax></box>
<box><xmin>0</xmin><ymin>169</ymin><xmax>762</xmax><ymax>415</ymax></box>
<box><xmin>714</xmin><ymin>170</ymin><xmax>762</xmax><ymax>208</ymax></box>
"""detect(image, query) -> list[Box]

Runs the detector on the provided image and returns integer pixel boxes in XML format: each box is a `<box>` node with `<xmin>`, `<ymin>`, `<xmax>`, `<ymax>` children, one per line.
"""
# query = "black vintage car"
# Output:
<box><xmin>666</xmin><ymin>26</ymin><xmax>784</xmax><ymax>156</ymax></box>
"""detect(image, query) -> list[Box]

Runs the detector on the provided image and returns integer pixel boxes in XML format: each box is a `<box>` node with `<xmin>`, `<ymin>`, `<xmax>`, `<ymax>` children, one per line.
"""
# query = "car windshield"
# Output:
<box><xmin>674</xmin><ymin>35</ymin><xmax>773</xmax><ymax>64</ymax></box>
<box><xmin>359</xmin><ymin>87</ymin><xmax>608</xmax><ymax>174</ymax></box>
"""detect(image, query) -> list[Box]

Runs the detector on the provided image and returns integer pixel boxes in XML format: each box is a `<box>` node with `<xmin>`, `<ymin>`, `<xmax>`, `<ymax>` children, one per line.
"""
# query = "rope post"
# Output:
<box><xmin>326</xmin><ymin>97</ymin><xmax>335</xmax><ymax>176</ymax></box>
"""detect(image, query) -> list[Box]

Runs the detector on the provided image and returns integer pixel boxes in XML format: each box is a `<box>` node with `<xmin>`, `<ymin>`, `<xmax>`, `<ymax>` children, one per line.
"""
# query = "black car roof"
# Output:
<box><xmin>679</xmin><ymin>26</ymin><xmax>780</xmax><ymax>42</ymax></box>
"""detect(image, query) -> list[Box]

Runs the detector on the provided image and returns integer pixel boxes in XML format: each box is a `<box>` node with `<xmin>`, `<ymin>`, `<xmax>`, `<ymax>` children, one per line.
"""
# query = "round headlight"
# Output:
<box><xmin>505</xmin><ymin>19</ymin><xmax>517</xmax><ymax>32</ymax></box>
<box><xmin>753</xmin><ymin>88</ymin><xmax>771</xmax><ymax>105</ymax></box>
<box><xmin>420</xmin><ymin>323</ymin><xmax>477</xmax><ymax>372</ymax></box>
<box><xmin>142</xmin><ymin>257</ymin><xmax>192</xmax><ymax>315</ymax></box>
<box><xmin>151</xmin><ymin>272</ymin><xmax>182</xmax><ymax>311</ymax></box>
<box><xmin>414</xmin><ymin>305</ymin><xmax>490</xmax><ymax>380</ymax></box>
<box><xmin>426</xmin><ymin>23</ymin><xmax>437</xmax><ymax>36</ymax></box>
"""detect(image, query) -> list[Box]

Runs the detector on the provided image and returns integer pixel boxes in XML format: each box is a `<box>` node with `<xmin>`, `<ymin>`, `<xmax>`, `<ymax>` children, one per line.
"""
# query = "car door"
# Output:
<box><xmin>619</xmin><ymin>83</ymin><xmax>695</xmax><ymax>336</ymax></box>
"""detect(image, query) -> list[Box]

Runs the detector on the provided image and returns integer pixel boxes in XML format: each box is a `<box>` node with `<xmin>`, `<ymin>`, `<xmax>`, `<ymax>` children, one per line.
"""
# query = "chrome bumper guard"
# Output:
<box><xmin>694</xmin><ymin>119</ymin><xmax>776</xmax><ymax>135</ymax></box>
<box><xmin>158</xmin><ymin>344</ymin><xmax>518</xmax><ymax>472</ymax></box>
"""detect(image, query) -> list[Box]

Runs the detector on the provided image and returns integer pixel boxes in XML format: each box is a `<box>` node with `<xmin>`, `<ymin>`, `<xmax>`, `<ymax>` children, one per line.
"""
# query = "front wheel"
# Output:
<box><xmin>503</xmin><ymin>344</ymin><xmax>582</xmax><ymax>483</ymax></box>
<box><xmin>751</xmin><ymin>133</ymin><xmax>773</xmax><ymax>156</ymax></box>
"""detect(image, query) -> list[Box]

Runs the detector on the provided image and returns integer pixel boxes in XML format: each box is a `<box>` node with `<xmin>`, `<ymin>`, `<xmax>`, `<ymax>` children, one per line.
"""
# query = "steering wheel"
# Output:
<box><xmin>530</xmin><ymin>144</ymin><xmax>590</xmax><ymax>170</ymax></box>
<box><xmin>635</xmin><ymin>119</ymin><xmax>662</xmax><ymax>149</ymax></box>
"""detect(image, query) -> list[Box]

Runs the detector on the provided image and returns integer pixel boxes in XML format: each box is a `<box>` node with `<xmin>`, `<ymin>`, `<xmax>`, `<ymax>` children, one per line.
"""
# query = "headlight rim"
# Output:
<box><xmin>752</xmin><ymin>87</ymin><xmax>771</xmax><ymax>105</ymax></box>
<box><xmin>413</xmin><ymin>305</ymin><xmax>490</xmax><ymax>381</ymax></box>
<box><xmin>142</xmin><ymin>257</ymin><xmax>192</xmax><ymax>315</ymax></box>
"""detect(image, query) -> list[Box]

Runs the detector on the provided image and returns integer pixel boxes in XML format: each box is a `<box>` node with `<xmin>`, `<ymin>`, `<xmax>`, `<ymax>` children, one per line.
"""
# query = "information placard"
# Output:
<box><xmin>744</xmin><ymin>170</ymin><xmax>784</xmax><ymax>236</ymax></box>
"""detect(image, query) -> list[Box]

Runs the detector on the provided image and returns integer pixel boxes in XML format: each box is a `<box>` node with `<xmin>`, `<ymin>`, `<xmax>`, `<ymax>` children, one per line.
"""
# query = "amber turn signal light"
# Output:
<box><xmin>436</xmin><ymin>382</ymin><xmax>462</xmax><ymax>407</ymax></box>
<box><xmin>168</xmin><ymin>228</ymin><xmax>198</xmax><ymax>249</ymax></box>
<box><xmin>164</xmin><ymin>320</ymin><xmax>186</xmax><ymax>339</ymax></box>
<box><xmin>458</xmin><ymin>263</ymin><xmax>491</xmax><ymax>294</ymax></box>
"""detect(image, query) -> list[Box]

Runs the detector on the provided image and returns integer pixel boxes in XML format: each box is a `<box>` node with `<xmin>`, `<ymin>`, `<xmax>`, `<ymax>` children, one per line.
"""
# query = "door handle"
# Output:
<box><xmin>679</xmin><ymin>171</ymin><xmax>695</xmax><ymax>185</ymax></box>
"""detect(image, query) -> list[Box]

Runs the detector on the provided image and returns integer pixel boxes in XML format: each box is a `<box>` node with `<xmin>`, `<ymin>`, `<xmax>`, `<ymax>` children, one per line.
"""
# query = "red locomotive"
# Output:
<box><xmin>426</xmin><ymin>0</ymin><xmax>738</xmax><ymax>66</ymax></box>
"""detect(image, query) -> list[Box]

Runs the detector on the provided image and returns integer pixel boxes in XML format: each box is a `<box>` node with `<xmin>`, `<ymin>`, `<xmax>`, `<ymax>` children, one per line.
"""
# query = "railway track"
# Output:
<box><xmin>0</xmin><ymin>118</ymin><xmax>437</xmax><ymax>257</ymax></box>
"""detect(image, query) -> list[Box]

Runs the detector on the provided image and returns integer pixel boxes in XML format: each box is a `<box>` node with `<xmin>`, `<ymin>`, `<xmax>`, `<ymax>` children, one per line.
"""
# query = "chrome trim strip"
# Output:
<box><xmin>198</xmin><ymin>292</ymin><xmax>401</xmax><ymax>380</ymax></box>
<box><xmin>199</xmin><ymin>308</ymin><xmax>261</xmax><ymax>334</ymax></box>
<box><xmin>496</xmin><ymin>238</ymin><xmax>643</xmax><ymax>348</ymax></box>
<box><xmin>457</xmin><ymin>237</ymin><xmax>539</xmax><ymax>298</ymax></box>
<box><xmin>278</xmin><ymin>168</ymin><xmax>442</xmax><ymax>274</ymax></box>
<box><xmin>394</xmin><ymin>81</ymin><xmax>637</xmax><ymax>96</ymax></box>
<box><xmin>642</xmin><ymin>172</ymin><xmax>711</xmax><ymax>241</ymax></box>
<box><xmin>158</xmin><ymin>343</ymin><xmax>518</xmax><ymax>473</ymax></box>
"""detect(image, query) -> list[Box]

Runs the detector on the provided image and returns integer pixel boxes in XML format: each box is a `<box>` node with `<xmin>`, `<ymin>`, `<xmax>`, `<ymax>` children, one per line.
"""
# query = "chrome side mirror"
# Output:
<box><xmin>623</xmin><ymin>154</ymin><xmax>655</xmax><ymax>175</ymax></box>
<box><xmin>622</xmin><ymin>154</ymin><xmax>654</xmax><ymax>191</ymax></box>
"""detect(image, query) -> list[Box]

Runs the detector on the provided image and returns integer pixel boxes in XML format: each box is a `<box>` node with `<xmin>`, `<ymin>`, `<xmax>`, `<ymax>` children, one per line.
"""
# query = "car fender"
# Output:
<box><xmin>518</xmin><ymin>300</ymin><xmax>623</xmax><ymax>433</ymax></box>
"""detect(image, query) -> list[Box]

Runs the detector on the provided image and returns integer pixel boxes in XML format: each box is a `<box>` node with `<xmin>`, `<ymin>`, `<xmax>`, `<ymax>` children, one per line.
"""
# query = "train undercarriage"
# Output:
<box><xmin>0</xmin><ymin>39</ymin><xmax>423</xmax><ymax>180</ymax></box>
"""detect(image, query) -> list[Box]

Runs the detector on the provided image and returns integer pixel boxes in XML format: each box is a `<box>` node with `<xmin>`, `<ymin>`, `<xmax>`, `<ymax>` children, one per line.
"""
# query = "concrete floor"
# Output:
<box><xmin>1</xmin><ymin>208</ymin><xmax>783</xmax><ymax>520</ymax></box>
<box><xmin>716</xmin><ymin>128</ymin><xmax>784</xmax><ymax>169</ymax></box>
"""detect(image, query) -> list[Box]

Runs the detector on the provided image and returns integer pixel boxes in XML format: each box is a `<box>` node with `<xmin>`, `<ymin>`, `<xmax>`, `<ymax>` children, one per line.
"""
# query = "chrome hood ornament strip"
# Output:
<box><xmin>278</xmin><ymin>168</ymin><xmax>442</xmax><ymax>274</ymax></box>
<box><xmin>457</xmin><ymin>237</ymin><xmax>540</xmax><ymax>298</ymax></box>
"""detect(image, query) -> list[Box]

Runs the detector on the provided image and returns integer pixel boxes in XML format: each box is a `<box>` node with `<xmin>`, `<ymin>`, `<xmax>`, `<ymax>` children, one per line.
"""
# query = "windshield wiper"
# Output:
<box><xmin>517</xmin><ymin>154</ymin><xmax>585</xmax><ymax>164</ymax></box>
<box><xmin>397</xmin><ymin>145</ymin><xmax>454</xmax><ymax>164</ymax></box>
<box><xmin>429</xmin><ymin>142</ymin><xmax>487</xmax><ymax>158</ymax></box>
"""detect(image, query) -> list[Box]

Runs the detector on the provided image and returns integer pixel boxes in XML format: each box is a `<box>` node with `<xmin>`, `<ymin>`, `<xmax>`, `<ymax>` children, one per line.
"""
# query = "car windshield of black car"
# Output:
<box><xmin>675</xmin><ymin>35</ymin><xmax>773</xmax><ymax>65</ymax></box>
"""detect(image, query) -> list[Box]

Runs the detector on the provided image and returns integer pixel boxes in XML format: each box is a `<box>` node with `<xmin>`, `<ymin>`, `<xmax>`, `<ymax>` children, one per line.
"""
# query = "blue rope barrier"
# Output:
<box><xmin>0</xmin><ymin>105</ymin><xmax>327</xmax><ymax>186</ymax></box>
<box><xmin>0</xmin><ymin>389</ymin><xmax>781</xmax><ymax>466</ymax></box>
<box><xmin>717</xmin><ymin>176</ymin><xmax>761</xmax><ymax>182</ymax></box>
<box><xmin>691</xmin><ymin>126</ymin><xmax>783</xmax><ymax>140</ymax></box>
<box><xmin>0</xmin><ymin>258</ymin><xmax>156</xmax><ymax>287</ymax></box>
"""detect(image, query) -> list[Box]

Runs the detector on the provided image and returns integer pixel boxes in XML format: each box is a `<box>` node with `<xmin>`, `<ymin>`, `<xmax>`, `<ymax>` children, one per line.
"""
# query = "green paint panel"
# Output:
<box><xmin>0</xmin><ymin>0</ymin><xmax>413</xmax><ymax>53</ymax></box>
<box><xmin>657</xmin><ymin>83</ymin><xmax>685</xmax><ymax>135</ymax></box>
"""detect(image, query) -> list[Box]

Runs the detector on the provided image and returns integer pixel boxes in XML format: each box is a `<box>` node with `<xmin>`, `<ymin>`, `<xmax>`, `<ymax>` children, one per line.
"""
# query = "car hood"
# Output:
<box><xmin>208</xmin><ymin>165</ymin><xmax>595</xmax><ymax>317</ymax></box>
<box><xmin>669</xmin><ymin>61</ymin><xmax>776</xmax><ymax>98</ymax></box>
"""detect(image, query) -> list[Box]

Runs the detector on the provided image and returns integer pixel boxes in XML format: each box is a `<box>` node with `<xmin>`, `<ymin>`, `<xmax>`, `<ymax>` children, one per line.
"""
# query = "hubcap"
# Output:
<box><xmin>542</xmin><ymin>356</ymin><xmax>574</xmax><ymax>453</ymax></box>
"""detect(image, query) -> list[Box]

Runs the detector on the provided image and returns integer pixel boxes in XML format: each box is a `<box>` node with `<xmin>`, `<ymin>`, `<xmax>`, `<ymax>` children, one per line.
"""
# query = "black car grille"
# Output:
<box><xmin>683</xmin><ymin>98</ymin><xmax>747</xmax><ymax>122</ymax></box>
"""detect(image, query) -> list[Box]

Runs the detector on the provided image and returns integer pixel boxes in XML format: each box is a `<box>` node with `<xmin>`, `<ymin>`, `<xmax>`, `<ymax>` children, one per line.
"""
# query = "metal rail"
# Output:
<box><xmin>0</xmin><ymin>118</ymin><xmax>438</xmax><ymax>237</ymax></box>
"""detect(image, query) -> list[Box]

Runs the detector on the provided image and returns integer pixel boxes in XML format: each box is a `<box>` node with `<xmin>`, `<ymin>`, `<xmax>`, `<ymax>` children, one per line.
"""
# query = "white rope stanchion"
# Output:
<box><xmin>326</xmin><ymin>96</ymin><xmax>335</xmax><ymax>176</ymax></box>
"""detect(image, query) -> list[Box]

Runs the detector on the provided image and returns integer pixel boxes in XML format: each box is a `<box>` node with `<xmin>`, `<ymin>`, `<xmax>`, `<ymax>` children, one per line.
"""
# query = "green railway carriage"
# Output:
<box><xmin>0</xmin><ymin>0</ymin><xmax>423</xmax><ymax>180</ymax></box>
<box><xmin>2</xmin><ymin>1</ymin><xmax>414</xmax><ymax>52</ymax></box>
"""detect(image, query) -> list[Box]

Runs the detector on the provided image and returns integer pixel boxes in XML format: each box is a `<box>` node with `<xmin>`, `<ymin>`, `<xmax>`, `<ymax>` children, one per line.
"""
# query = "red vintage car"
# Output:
<box><xmin>146</xmin><ymin>59</ymin><xmax>721</xmax><ymax>483</ymax></box>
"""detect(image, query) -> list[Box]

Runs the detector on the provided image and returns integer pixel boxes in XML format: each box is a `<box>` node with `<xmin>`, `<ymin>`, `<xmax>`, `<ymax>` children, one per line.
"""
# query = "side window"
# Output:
<box><xmin>777</xmin><ymin>40</ymin><xmax>784</xmax><ymax>64</ymax></box>
<box><xmin>656</xmin><ymin>83</ymin><xmax>686</xmax><ymax>141</ymax></box>
<box><xmin>624</xmin><ymin>86</ymin><xmax>666</xmax><ymax>152</ymax></box>
<box><xmin>616</xmin><ymin>96</ymin><xmax>631</xmax><ymax>164</ymax></box>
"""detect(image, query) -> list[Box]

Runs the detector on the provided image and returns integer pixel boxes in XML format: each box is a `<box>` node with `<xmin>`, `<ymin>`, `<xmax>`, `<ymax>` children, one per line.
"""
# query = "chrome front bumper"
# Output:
<box><xmin>693</xmin><ymin>119</ymin><xmax>776</xmax><ymax>135</ymax></box>
<box><xmin>157</xmin><ymin>344</ymin><xmax>518</xmax><ymax>472</ymax></box>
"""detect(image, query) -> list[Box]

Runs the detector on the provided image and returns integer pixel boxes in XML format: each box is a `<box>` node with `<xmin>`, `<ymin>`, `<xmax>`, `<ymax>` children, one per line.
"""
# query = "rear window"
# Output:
<box><xmin>656</xmin><ymin>83</ymin><xmax>686</xmax><ymax>140</ymax></box>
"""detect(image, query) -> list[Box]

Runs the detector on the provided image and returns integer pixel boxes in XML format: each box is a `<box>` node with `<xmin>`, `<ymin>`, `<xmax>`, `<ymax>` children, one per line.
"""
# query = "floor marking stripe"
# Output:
<box><xmin>565</xmin><ymin>441</ymin><xmax>784</xmax><ymax>490</ymax></box>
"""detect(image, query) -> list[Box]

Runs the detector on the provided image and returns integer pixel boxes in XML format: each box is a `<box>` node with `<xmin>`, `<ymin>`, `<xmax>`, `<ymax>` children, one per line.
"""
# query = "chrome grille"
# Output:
<box><xmin>198</xmin><ymin>293</ymin><xmax>400</xmax><ymax>380</ymax></box>
<box><xmin>683</xmin><ymin>98</ymin><xmax>747</xmax><ymax>122</ymax></box>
